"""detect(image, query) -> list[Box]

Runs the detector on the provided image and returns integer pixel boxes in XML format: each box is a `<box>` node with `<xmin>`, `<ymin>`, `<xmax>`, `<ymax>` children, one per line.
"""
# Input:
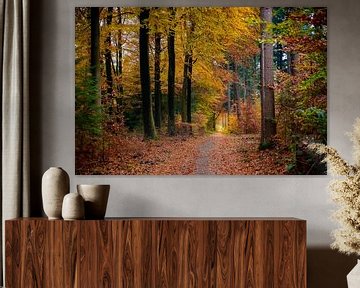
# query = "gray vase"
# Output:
<box><xmin>62</xmin><ymin>192</ymin><xmax>85</xmax><ymax>220</ymax></box>
<box><xmin>77</xmin><ymin>184</ymin><xmax>110</xmax><ymax>219</ymax></box>
<box><xmin>42</xmin><ymin>167</ymin><xmax>70</xmax><ymax>219</ymax></box>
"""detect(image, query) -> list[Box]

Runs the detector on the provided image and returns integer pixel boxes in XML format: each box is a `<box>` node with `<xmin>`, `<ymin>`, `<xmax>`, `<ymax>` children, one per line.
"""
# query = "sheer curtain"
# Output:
<box><xmin>0</xmin><ymin>0</ymin><xmax>30</xmax><ymax>284</ymax></box>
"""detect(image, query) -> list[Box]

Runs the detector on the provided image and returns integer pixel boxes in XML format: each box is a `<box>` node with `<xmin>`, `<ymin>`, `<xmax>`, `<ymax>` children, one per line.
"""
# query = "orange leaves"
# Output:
<box><xmin>76</xmin><ymin>132</ymin><xmax>207</xmax><ymax>175</ymax></box>
<box><xmin>76</xmin><ymin>132</ymin><xmax>293</xmax><ymax>175</ymax></box>
<box><xmin>208</xmin><ymin>134</ymin><xmax>291</xmax><ymax>175</ymax></box>
<box><xmin>278</xmin><ymin>8</ymin><xmax>327</xmax><ymax>54</ymax></box>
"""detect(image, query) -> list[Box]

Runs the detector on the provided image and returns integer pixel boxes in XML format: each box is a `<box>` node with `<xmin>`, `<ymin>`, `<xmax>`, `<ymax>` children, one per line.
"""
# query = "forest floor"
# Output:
<box><xmin>76</xmin><ymin>132</ymin><xmax>293</xmax><ymax>175</ymax></box>
<box><xmin>194</xmin><ymin>133</ymin><xmax>292</xmax><ymax>175</ymax></box>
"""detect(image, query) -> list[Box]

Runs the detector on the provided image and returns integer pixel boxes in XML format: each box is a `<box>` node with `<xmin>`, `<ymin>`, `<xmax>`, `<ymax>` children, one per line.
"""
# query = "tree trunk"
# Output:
<box><xmin>260</xmin><ymin>7</ymin><xmax>276</xmax><ymax>145</ymax></box>
<box><xmin>227</xmin><ymin>62</ymin><xmax>232</xmax><ymax>127</ymax></box>
<box><xmin>234</xmin><ymin>63</ymin><xmax>241</xmax><ymax>120</ymax></box>
<box><xmin>90</xmin><ymin>8</ymin><xmax>101</xmax><ymax>105</ymax></box>
<box><xmin>275</xmin><ymin>43</ymin><xmax>284</xmax><ymax>71</ymax></box>
<box><xmin>139</xmin><ymin>8</ymin><xmax>157</xmax><ymax>139</ymax></box>
<box><xmin>181</xmin><ymin>54</ymin><xmax>189</xmax><ymax>123</ymax></box>
<box><xmin>186</xmin><ymin>53</ymin><xmax>193</xmax><ymax>123</ymax></box>
<box><xmin>186</xmin><ymin>19</ymin><xmax>195</xmax><ymax>124</ymax></box>
<box><xmin>105</xmin><ymin>8</ymin><xmax>113</xmax><ymax>99</ymax></box>
<box><xmin>154</xmin><ymin>31</ymin><xmax>162</xmax><ymax>129</ymax></box>
<box><xmin>287</xmin><ymin>52</ymin><xmax>298</xmax><ymax>75</ymax></box>
<box><xmin>167</xmin><ymin>8</ymin><xmax>176</xmax><ymax>136</ymax></box>
<box><xmin>116</xmin><ymin>8</ymin><xmax>123</xmax><ymax>96</ymax></box>
<box><xmin>244</xmin><ymin>68</ymin><xmax>249</xmax><ymax>133</ymax></box>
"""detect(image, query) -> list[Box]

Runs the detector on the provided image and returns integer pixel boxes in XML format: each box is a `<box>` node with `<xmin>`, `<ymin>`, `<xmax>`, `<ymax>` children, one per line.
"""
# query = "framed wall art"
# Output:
<box><xmin>75</xmin><ymin>7</ymin><xmax>327</xmax><ymax>175</ymax></box>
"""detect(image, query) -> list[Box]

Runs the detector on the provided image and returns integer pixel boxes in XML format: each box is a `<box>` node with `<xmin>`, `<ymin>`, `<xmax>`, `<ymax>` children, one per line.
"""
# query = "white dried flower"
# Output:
<box><xmin>308</xmin><ymin>118</ymin><xmax>360</xmax><ymax>256</ymax></box>
<box><xmin>350</xmin><ymin>118</ymin><xmax>360</xmax><ymax>167</ymax></box>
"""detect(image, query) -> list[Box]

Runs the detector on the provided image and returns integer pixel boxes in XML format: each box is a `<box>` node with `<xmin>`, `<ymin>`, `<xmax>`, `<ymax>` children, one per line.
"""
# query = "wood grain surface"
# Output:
<box><xmin>5</xmin><ymin>218</ymin><xmax>306</xmax><ymax>288</ymax></box>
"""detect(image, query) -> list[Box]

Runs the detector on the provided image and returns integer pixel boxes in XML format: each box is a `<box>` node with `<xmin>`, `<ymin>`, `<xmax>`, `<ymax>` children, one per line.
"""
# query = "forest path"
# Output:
<box><xmin>195</xmin><ymin>132</ymin><xmax>291</xmax><ymax>175</ymax></box>
<box><xmin>195</xmin><ymin>133</ymin><xmax>218</xmax><ymax>174</ymax></box>
<box><xmin>207</xmin><ymin>133</ymin><xmax>259</xmax><ymax>174</ymax></box>
<box><xmin>196</xmin><ymin>132</ymin><xmax>249</xmax><ymax>175</ymax></box>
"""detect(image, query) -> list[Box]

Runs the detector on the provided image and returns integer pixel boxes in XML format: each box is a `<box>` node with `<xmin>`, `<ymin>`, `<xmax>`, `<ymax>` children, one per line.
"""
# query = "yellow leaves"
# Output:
<box><xmin>148</xmin><ymin>8</ymin><xmax>172</xmax><ymax>34</ymax></box>
<box><xmin>76</xmin><ymin>6</ymin><xmax>263</xmax><ymax>127</ymax></box>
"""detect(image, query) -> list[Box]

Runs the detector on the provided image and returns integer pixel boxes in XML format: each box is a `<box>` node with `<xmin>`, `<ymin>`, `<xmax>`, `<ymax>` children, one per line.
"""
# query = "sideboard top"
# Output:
<box><xmin>6</xmin><ymin>217</ymin><xmax>305</xmax><ymax>222</ymax></box>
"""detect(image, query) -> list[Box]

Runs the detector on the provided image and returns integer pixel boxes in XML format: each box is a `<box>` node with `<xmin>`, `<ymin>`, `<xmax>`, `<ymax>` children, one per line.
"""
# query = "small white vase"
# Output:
<box><xmin>77</xmin><ymin>184</ymin><xmax>110</xmax><ymax>219</ymax></box>
<box><xmin>347</xmin><ymin>260</ymin><xmax>360</xmax><ymax>288</ymax></box>
<box><xmin>42</xmin><ymin>167</ymin><xmax>70</xmax><ymax>219</ymax></box>
<box><xmin>62</xmin><ymin>192</ymin><xmax>85</xmax><ymax>220</ymax></box>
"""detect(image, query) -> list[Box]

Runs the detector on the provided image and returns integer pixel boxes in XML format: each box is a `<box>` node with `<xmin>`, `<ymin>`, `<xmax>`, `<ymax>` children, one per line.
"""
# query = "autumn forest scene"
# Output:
<box><xmin>75</xmin><ymin>7</ymin><xmax>327</xmax><ymax>175</ymax></box>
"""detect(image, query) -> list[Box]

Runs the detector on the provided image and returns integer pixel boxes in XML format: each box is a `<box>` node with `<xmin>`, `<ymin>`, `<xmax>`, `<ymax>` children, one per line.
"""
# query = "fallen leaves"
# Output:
<box><xmin>76</xmin><ymin>133</ymin><xmax>207</xmax><ymax>175</ymax></box>
<box><xmin>75</xmin><ymin>132</ymin><xmax>293</xmax><ymax>175</ymax></box>
<box><xmin>208</xmin><ymin>133</ymin><xmax>292</xmax><ymax>175</ymax></box>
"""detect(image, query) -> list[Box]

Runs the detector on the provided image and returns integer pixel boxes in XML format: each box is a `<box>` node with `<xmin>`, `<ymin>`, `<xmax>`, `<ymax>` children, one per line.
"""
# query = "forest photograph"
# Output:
<box><xmin>75</xmin><ymin>7</ymin><xmax>327</xmax><ymax>175</ymax></box>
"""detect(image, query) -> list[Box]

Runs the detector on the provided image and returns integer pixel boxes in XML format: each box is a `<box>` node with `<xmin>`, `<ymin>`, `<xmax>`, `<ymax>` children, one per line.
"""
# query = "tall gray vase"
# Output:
<box><xmin>42</xmin><ymin>167</ymin><xmax>70</xmax><ymax>219</ymax></box>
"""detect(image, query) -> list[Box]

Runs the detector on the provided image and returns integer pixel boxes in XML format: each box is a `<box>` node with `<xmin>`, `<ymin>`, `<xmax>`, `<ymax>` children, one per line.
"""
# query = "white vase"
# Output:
<box><xmin>62</xmin><ymin>192</ymin><xmax>85</xmax><ymax>220</ymax></box>
<box><xmin>347</xmin><ymin>260</ymin><xmax>360</xmax><ymax>288</ymax></box>
<box><xmin>42</xmin><ymin>167</ymin><xmax>70</xmax><ymax>219</ymax></box>
<box><xmin>77</xmin><ymin>184</ymin><xmax>110</xmax><ymax>219</ymax></box>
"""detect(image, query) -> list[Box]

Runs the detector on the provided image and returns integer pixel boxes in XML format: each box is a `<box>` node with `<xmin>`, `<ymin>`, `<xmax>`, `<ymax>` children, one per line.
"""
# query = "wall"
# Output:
<box><xmin>30</xmin><ymin>0</ymin><xmax>360</xmax><ymax>287</ymax></box>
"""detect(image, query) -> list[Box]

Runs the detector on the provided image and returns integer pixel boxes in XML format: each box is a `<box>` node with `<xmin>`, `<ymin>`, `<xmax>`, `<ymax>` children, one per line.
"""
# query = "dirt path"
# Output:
<box><xmin>195</xmin><ymin>135</ymin><xmax>216</xmax><ymax>174</ymax></box>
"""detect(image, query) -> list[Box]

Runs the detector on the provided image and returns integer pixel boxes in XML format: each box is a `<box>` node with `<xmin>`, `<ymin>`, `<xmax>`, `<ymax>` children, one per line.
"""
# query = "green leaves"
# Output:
<box><xmin>75</xmin><ymin>69</ymin><xmax>104</xmax><ymax>136</ymax></box>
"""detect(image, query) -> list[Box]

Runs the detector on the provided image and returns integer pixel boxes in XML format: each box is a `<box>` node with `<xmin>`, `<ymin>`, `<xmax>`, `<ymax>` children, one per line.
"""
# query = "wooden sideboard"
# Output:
<box><xmin>5</xmin><ymin>218</ymin><xmax>306</xmax><ymax>287</ymax></box>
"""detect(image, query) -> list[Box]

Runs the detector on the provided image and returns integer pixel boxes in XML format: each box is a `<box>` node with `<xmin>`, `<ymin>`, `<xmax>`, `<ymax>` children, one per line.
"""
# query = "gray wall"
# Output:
<box><xmin>30</xmin><ymin>0</ymin><xmax>360</xmax><ymax>287</ymax></box>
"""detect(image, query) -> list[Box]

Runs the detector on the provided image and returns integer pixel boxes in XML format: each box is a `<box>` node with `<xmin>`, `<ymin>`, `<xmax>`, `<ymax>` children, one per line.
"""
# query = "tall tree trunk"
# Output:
<box><xmin>139</xmin><ymin>8</ymin><xmax>157</xmax><ymax>139</ymax></box>
<box><xmin>181</xmin><ymin>54</ymin><xmax>189</xmax><ymax>123</ymax></box>
<box><xmin>260</xmin><ymin>7</ymin><xmax>276</xmax><ymax>144</ymax></box>
<box><xmin>186</xmin><ymin>52</ymin><xmax>193</xmax><ymax>123</ymax></box>
<box><xmin>243</xmin><ymin>66</ymin><xmax>249</xmax><ymax>132</ymax></box>
<box><xmin>227</xmin><ymin>62</ymin><xmax>232</xmax><ymax>127</ymax></box>
<box><xmin>167</xmin><ymin>8</ymin><xmax>176</xmax><ymax>136</ymax></box>
<box><xmin>243</xmin><ymin>67</ymin><xmax>247</xmax><ymax>101</ymax></box>
<box><xmin>116</xmin><ymin>8</ymin><xmax>123</xmax><ymax>96</ymax></box>
<box><xmin>154</xmin><ymin>31</ymin><xmax>162</xmax><ymax>129</ymax></box>
<box><xmin>105</xmin><ymin>8</ymin><xmax>113</xmax><ymax>99</ymax></box>
<box><xmin>186</xmin><ymin>19</ymin><xmax>195</xmax><ymax>124</ymax></box>
<box><xmin>90</xmin><ymin>8</ymin><xmax>101</xmax><ymax>105</ymax></box>
<box><xmin>234</xmin><ymin>63</ymin><xmax>241</xmax><ymax>120</ymax></box>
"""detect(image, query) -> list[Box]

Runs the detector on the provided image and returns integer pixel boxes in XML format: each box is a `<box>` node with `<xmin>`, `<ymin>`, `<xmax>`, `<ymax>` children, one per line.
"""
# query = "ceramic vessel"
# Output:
<box><xmin>62</xmin><ymin>192</ymin><xmax>85</xmax><ymax>220</ymax></box>
<box><xmin>77</xmin><ymin>184</ymin><xmax>110</xmax><ymax>219</ymax></box>
<box><xmin>347</xmin><ymin>259</ymin><xmax>360</xmax><ymax>288</ymax></box>
<box><xmin>42</xmin><ymin>167</ymin><xmax>70</xmax><ymax>219</ymax></box>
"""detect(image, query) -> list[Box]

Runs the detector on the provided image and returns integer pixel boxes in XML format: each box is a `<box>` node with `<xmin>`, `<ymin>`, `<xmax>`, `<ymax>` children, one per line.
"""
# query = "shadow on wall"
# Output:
<box><xmin>308</xmin><ymin>248</ymin><xmax>357</xmax><ymax>288</ymax></box>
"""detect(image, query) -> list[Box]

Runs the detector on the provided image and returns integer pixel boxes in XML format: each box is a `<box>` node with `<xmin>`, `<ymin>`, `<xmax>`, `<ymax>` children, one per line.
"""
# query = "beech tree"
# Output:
<box><xmin>153</xmin><ymin>7</ymin><xmax>162</xmax><ymax>129</ymax></box>
<box><xmin>139</xmin><ymin>8</ymin><xmax>157</xmax><ymax>139</ymax></box>
<box><xmin>115</xmin><ymin>7</ymin><xmax>124</xmax><ymax>96</ymax></box>
<box><xmin>167</xmin><ymin>7</ymin><xmax>176</xmax><ymax>136</ymax></box>
<box><xmin>105</xmin><ymin>8</ymin><xmax>113</xmax><ymax>100</ymax></box>
<box><xmin>90</xmin><ymin>7</ymin><xmax>101</xmax><ymax>105</ymax></box>
<box><xmin>260</xmin><ymin>7</ymin><xmax>276</xmax><ymax>145</ymax></box>
<box><xmin>180</xmin><ymin>11</ymin><xmax>195</xmax><ymax>124</ymax></box>
<box><xmin>186</xmin><ymin>20</ymin><xmax>195</xmax><ymax>123</ymax></box>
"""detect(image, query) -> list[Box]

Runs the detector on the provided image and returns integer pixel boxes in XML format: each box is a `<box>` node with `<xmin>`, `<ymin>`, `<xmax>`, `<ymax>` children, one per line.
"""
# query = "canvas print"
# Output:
<box><xmin>75</xmin><ymin>7</ymin><xmax>327</xmax><ymax>175</ymax></box>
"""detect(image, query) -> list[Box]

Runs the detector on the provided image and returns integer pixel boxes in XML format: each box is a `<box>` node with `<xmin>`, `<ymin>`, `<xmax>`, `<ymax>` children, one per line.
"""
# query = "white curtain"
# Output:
<box><xmin>0</xmin><ymin>0</ymin><xmax>30</xmax><ymax>284</ymax></box>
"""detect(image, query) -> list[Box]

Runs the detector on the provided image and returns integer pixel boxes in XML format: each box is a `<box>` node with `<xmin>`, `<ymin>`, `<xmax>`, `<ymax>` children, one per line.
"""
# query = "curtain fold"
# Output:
<box><xmin>0</xmin><ymin>0</ymin><xmax>30</xmax><ymax>284</ymax></box>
